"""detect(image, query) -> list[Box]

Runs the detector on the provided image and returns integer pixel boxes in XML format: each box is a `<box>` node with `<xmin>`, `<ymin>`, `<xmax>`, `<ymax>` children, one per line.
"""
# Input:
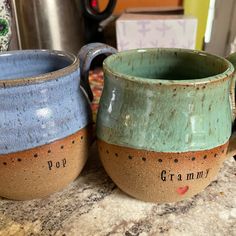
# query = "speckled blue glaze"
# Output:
<box><xmin>0</xmin><ymin>50</ymin><xmax>92</xmax><ymax>154</ymax></box>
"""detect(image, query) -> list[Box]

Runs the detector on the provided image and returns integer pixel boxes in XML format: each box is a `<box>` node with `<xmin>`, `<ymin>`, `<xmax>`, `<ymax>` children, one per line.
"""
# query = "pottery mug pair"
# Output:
<box><xmin>0</xmin><ymin>43</ymin><xmax>235</xmax><ymax>203</ymax></box>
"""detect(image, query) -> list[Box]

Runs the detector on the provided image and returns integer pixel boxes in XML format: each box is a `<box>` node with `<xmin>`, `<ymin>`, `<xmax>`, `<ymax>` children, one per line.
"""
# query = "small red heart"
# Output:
<box><xmin>177</xmin><ymin>186</ymin><xmax>189</xmax><ymax>195</ymax></box>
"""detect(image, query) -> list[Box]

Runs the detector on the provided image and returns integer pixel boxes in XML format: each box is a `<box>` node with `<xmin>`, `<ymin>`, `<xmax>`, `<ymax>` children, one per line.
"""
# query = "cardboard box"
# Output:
<box><xmin>116</xmin><ymin>13</ymin><xmax>198</xmax><ymax>51</ymax></box>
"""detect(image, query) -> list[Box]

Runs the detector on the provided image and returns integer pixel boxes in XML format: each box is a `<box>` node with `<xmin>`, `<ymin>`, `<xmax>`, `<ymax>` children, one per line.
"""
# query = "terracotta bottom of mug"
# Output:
<box><xmin>97</xmin><ymin>139</ymin><xmax>228</xmax><ymax>203</ymax></box>
<box><xmin>0</xmin><ymin>125</ymin><xmax>93</xmax><ymax>200</ymax></box>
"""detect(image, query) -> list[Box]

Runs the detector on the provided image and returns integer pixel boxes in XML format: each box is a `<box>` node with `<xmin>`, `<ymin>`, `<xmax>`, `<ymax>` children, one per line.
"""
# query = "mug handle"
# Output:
<box><xmin>226</xmin><ymin>52</ymin><xmax>236</xmax><ymax>160</ymax></box>
<box><xmin>78</xmin><ymin>43</ymin><xmax>117</xmax><ymax>101</ymax></box>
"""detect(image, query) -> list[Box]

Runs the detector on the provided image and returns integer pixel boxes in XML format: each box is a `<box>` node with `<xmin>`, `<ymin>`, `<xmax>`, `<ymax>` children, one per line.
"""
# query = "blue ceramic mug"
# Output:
<box><xmin>0</xmin><ymin>46</ymin><xmax>116</xmax><ymax>200</ymax></box>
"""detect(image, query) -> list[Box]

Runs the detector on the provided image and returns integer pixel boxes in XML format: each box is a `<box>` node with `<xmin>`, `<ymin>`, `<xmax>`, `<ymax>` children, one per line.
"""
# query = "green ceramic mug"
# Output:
<box><xmin>81</xmin><ymin>44</ymin><xmax>236</xmax><ymax>202</ymax></box>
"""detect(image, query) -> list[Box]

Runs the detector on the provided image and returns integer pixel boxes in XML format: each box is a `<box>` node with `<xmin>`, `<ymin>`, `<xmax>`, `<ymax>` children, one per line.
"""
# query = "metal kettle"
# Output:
<box><xmin>12</xmin><ymin>0</ymin><xmax>116</xmax><ymax>54</ymax></box>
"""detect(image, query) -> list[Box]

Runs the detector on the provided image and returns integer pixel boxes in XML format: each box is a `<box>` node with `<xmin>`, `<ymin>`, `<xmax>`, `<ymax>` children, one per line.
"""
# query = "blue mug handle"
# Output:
<box><xmin>78</xmin><ymin>43</ymin><xmax>117</xmax><ymax>101</ymax></box>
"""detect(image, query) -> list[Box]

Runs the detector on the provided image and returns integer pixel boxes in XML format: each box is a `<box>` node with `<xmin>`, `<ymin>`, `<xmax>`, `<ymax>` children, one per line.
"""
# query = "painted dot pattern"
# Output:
<box><xmin>1</xmin><ymin>134</ymin><xmax>88</xmax><ymax>167</ymax></box>
<box><xmin>98</xmin><ymin>140</ymin><xmax>228</xmax><ymax>165</ymax></box>
<box><xmin>0</xmin><ymin>135</ymin><xmax>227</xmax><ymax>168</ymax></box>
<box><xmin>4</xmin><ymin>143</ymin><xmax>227</xmax><ymax>166</ymax></box>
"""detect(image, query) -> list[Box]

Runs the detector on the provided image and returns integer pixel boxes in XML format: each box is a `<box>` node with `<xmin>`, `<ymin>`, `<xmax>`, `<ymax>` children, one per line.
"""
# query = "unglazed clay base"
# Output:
<box><xmin>97</xmin><ymin>139</ymin><xmax>228</xmax><ymax>203</ymax></box>
<box><xmin>0</xmin><ymin>125</ymin><xmax>92</xmax><ymax>200</ymax></box>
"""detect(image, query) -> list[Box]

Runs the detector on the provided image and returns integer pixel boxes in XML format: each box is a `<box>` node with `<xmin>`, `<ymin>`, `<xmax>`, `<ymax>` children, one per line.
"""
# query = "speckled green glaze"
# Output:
<box><xmin>97</xmin><ymin>48</ymin><xmax>235</xmax><ymax>152</ymax></box>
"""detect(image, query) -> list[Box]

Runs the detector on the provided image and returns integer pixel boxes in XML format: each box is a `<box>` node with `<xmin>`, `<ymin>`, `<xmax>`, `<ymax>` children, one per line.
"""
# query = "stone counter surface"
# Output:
<box><xmin>0</xmin><ymin>144</ymin><xmax>235</xmax><ymax>236</ymax></box>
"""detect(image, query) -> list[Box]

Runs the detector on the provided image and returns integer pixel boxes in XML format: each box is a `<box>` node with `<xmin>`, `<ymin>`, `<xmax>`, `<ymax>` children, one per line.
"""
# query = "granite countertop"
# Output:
<box><xmin>0</xmin><ymin>143</ymin><xmax>235</xmax><ymax>236</ymax></box>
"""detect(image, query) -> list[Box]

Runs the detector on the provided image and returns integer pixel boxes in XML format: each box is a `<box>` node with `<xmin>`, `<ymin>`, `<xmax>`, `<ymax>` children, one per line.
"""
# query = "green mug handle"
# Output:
<box><xmin>226</xmin><ymin>52</ymin><xmax>236</xmax><ymax>160</ymax></box>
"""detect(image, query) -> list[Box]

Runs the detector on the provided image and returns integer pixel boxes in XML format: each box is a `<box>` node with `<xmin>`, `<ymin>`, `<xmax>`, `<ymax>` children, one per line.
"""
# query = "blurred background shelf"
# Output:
<box><xmin>5</xmin><ymin>0</ymin><xmax>236</xmax><ymax>57</ymax></box>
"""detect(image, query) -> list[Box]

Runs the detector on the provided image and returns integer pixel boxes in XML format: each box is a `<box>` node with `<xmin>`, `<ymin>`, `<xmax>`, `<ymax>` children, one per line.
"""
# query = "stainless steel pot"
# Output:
<box><xmin>11</xmin><ymin>0</ymin><xmax>116</xmax><ymax>54</ymax></box>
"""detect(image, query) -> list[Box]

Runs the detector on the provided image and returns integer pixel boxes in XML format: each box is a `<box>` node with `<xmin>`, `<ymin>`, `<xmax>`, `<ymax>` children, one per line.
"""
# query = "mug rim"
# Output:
<box><xmin>0</xmin><ymin>49</ymin><xmax>78</xmax><ymax>88</ymax></box>
<box><xmin>103</xmin><ymin>48</ymin><xmax>235</xmax><ymax>85</ymax></box>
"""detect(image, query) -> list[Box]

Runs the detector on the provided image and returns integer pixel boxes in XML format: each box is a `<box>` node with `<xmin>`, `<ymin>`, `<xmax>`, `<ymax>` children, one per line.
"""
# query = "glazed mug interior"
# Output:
<box><xmin>0</xmin><ymin>50</ymin><xmax>76</xmax><ymax>84</ymax></box>
<box><xmin>104</xmin><ymin>49</ymin><xmax>231</xmax><ymax>82</ymax></box>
